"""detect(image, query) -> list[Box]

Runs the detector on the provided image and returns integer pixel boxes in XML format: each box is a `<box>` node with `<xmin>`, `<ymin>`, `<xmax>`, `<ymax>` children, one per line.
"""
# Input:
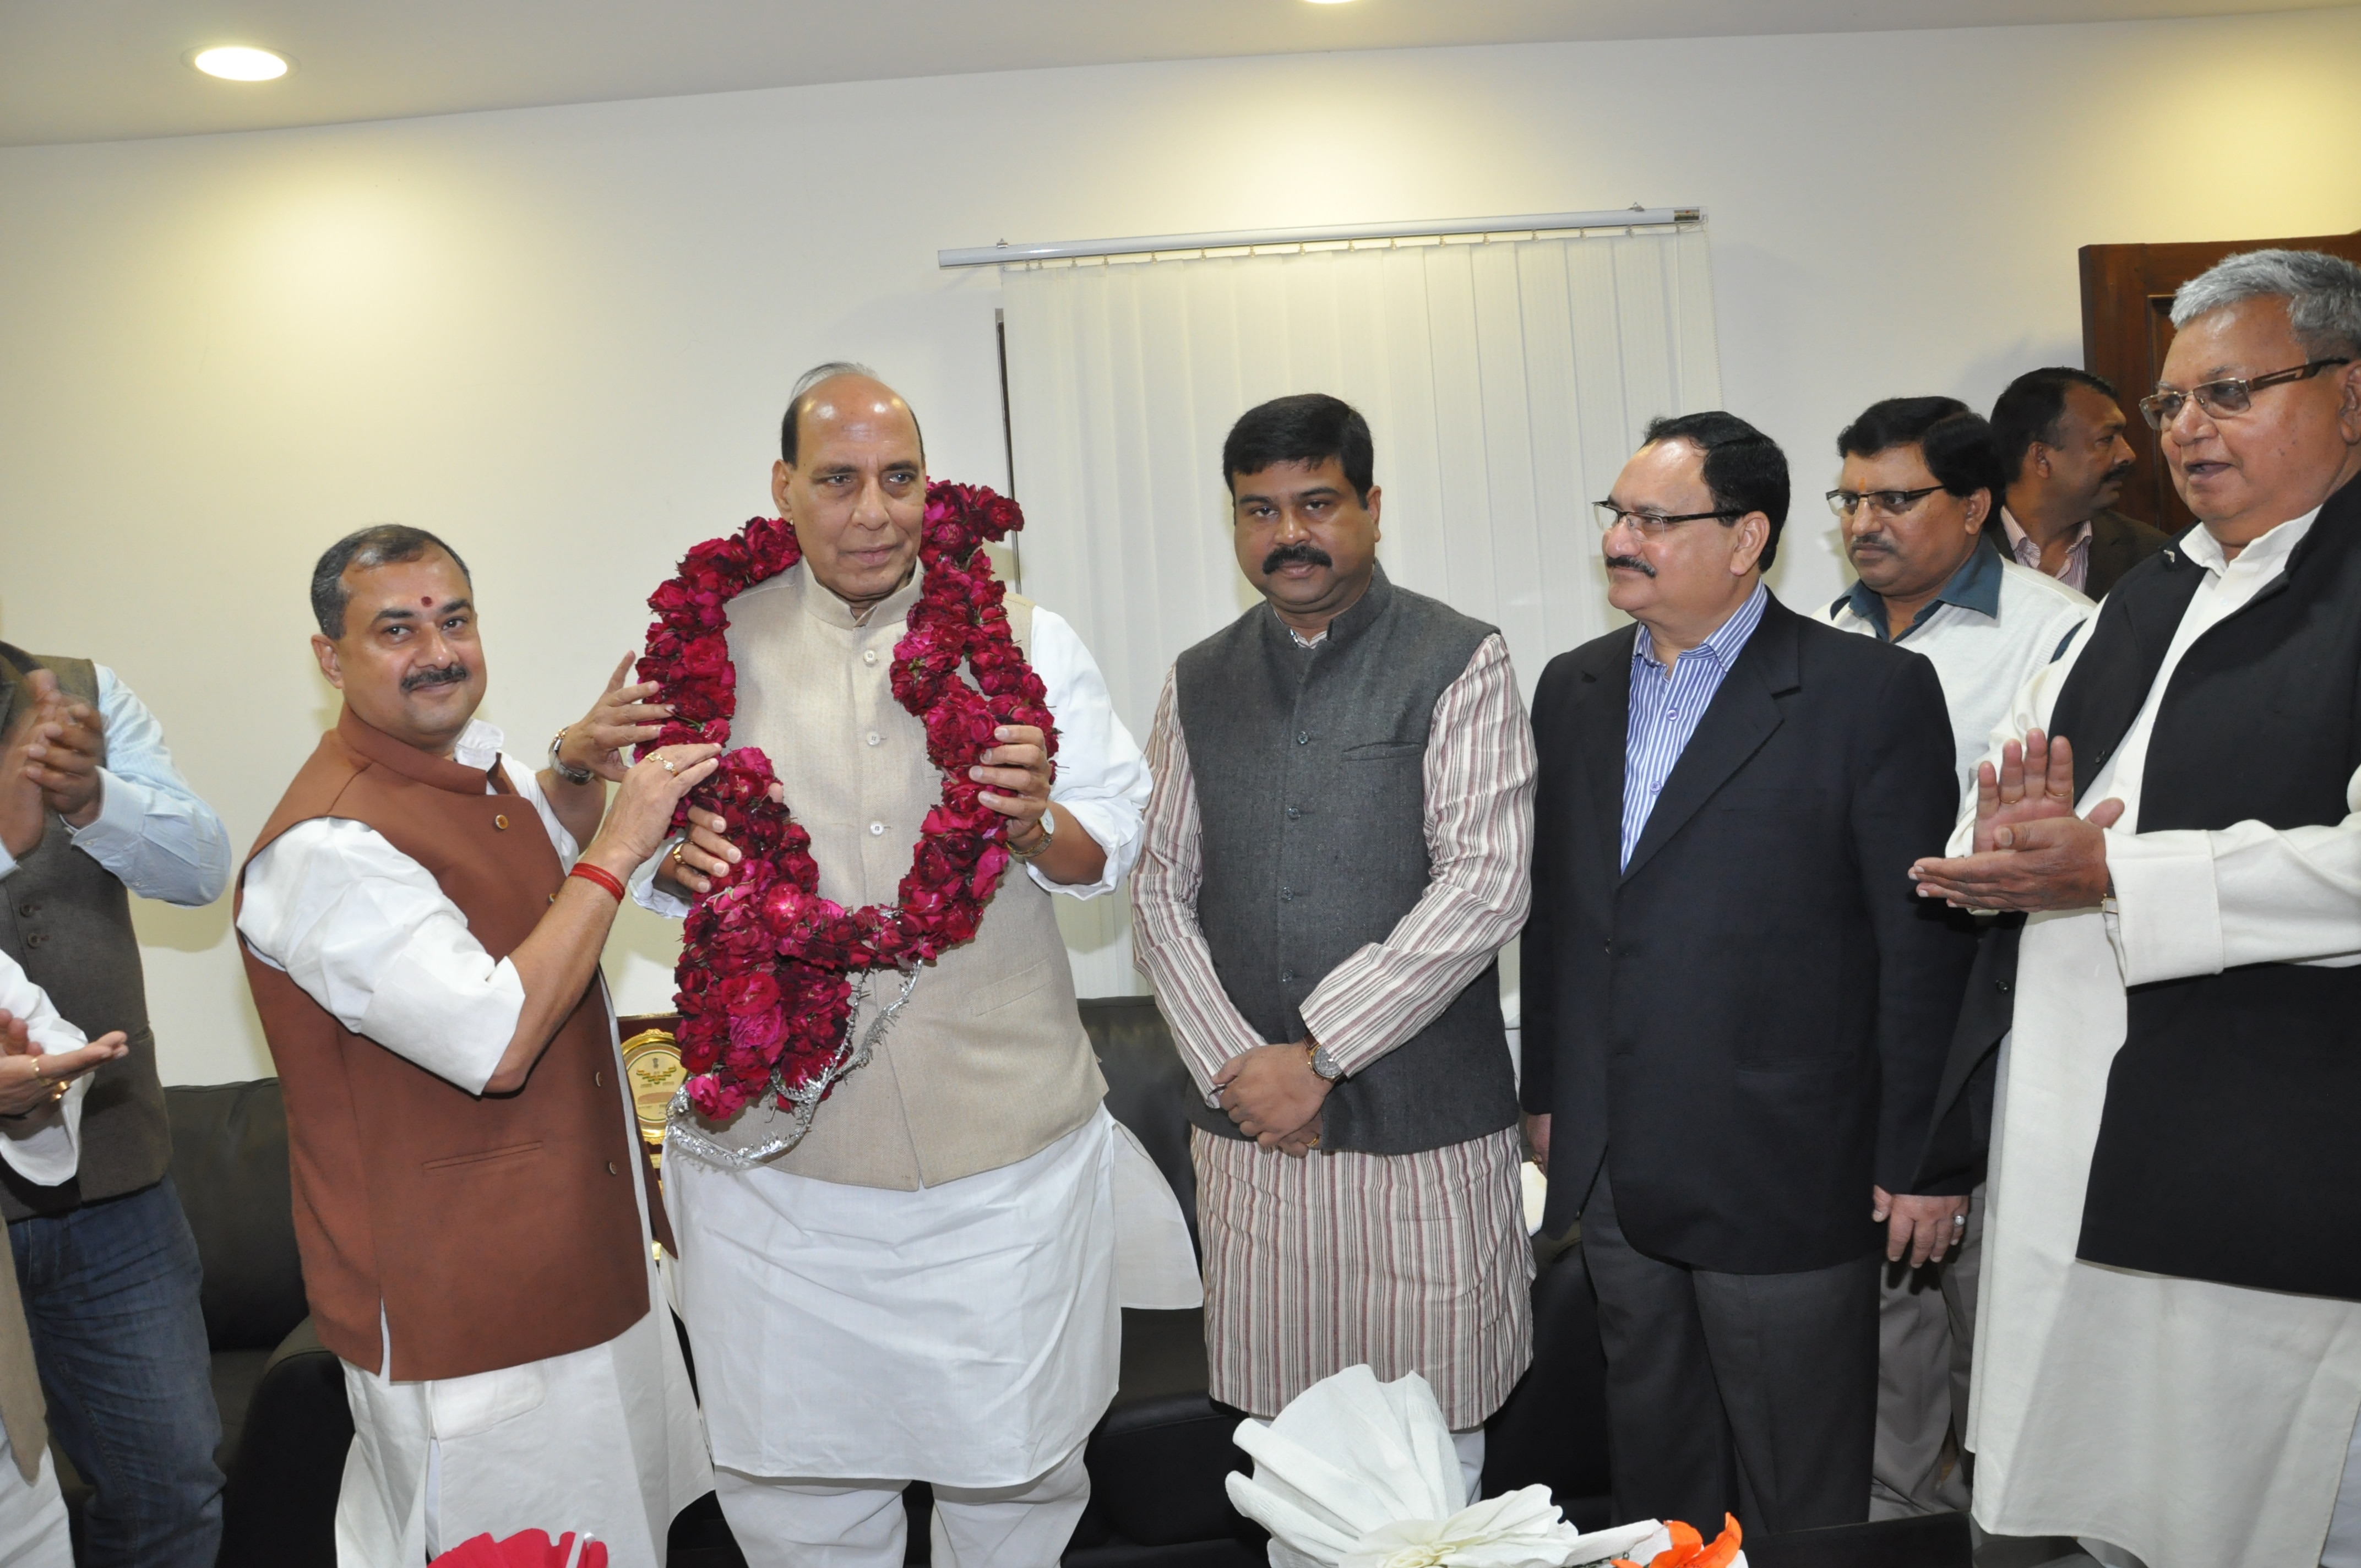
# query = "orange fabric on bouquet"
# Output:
<box><xmin>1612</xmin><ymin>1512</ymin><xmax>1742</xmax><ymax>1568</ymax></box>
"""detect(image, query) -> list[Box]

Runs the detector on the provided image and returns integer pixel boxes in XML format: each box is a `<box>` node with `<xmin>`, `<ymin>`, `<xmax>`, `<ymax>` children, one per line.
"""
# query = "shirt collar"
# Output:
<box><xmin>1998</xmin><ymin>508</ymin><xmax>2092</xmax><ymax>557</ymax></box>
<box><xmin>1833</xmin><ymin>537</ymin><xmax>2003</xmax><ymax>643</ymax></box>
<box><xmin>451</xmin><ymin>718</ymin><xmax>506</xmax><ymax>772</ymax></box>
<box><xmin>2179</xmin><ymin>504</ymin><xmax>2322</xmax><ymax>577</ymax></box>
<box><xmin>1636</xmin><ymin>580</ymin><xmax>1769</xmax><ymax>673</ymax></box>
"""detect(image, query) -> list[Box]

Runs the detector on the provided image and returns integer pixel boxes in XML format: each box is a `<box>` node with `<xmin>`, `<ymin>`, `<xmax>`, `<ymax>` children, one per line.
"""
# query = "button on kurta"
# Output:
<box><xmin>866</xmin><ymin>732</ymin><xmax>882</xmax><ymax>747</ymax></box>
<box><xmin>869</xmin><ymin>822</ymin><xmax>886</xmax><ymax>836</ymax></box>
<box><xmin>862</xmin><ymin>649</ymin><xmax>879</xmax><ymax>665</ymax></box>
<box><xmin>494</xmin><ymin>814</ymin><xmax>509</xmax><ymax>830</ymax></box>
<box><xmin>606</xmin><ymin>1161</ymin><xmax>619</xmax><ymax>1175</ymax></box>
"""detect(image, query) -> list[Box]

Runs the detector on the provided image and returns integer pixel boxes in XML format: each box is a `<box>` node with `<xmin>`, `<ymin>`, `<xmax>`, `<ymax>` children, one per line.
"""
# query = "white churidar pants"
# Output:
<box><xmin>710</xmin><ymin>1444</ymin><xmax>1092</xmax><ymax>1568</ymax></box>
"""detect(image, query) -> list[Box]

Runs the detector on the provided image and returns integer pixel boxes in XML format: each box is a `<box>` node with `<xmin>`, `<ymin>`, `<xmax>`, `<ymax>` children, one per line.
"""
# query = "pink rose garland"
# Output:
<box><xmin>635</xmin><ymin>483</ymin><xmax>1054</xmax><ymax>1125</ymax></box>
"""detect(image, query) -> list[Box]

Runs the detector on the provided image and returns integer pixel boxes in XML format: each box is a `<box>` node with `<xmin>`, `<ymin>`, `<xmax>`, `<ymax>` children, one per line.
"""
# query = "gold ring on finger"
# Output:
<box><xmin>660</xmin><ymin>756</ymin><xmax>677</xmax><ymax>774</ymax></box>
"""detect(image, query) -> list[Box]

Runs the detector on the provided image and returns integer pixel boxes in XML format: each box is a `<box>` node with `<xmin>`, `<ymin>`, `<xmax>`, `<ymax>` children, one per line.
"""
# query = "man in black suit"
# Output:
<box><xmin>1987</xmin><ymin>367</ymin><xmax>2170</xmax><ymax>598</ymax></box>
<box><xmin>1521</xmin><ymin>412</ymin><xmax>1979</xmax><ymax>1533</ymax></box>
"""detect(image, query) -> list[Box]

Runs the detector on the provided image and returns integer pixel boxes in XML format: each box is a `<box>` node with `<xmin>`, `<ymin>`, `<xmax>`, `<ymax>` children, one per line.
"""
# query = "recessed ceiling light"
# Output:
<box><xmin>191</xmin><ymin>46</ymin><xmax>290</xmax><ymax>82</ymax></box>
<box><xmin>1304</xmin><ymin>0</ymin><xmax>1362</xmax><ymax>6</ymax></box>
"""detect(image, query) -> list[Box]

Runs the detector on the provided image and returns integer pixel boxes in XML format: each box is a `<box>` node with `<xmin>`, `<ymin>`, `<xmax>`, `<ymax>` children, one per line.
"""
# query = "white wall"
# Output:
<box><xmin>3</xmin><ymin>9</ymin><xmax>2355</xmax><ymax>1083</ymax></box>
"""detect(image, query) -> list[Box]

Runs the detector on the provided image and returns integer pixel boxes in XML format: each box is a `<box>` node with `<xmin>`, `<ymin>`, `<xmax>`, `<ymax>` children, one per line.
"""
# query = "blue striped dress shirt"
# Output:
<box><xmin>1620</xmin><ymin>582</ymin><xmax>1770</xmax><ymax>869</ymax></box>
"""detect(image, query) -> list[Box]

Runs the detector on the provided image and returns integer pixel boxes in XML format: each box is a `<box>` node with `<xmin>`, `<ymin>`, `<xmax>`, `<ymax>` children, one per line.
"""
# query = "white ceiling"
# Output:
<box><xmin>2</xmin><ymin>0</ymin><xmax>2347</xmax><ymax>148</ymax></box>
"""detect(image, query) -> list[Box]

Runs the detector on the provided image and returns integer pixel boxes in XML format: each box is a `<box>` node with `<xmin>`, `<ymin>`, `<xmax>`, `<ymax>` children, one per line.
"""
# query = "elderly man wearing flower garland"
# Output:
<box><xmin>237</xmin><ymin>525</ymin><xmax>720</xmax><ymax>1566</ymax></box>
<box><xmin>634</xmin><ymin>364</ymin><xmax>1182</xmax><ymax>1568</ymax></box>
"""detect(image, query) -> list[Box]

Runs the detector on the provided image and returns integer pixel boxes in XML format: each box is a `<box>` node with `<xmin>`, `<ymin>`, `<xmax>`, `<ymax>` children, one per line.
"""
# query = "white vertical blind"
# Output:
<box><xmin>1001</xmin><ymin>225</ymin><xmax>1722</xmax><ymax>996</ymax></box>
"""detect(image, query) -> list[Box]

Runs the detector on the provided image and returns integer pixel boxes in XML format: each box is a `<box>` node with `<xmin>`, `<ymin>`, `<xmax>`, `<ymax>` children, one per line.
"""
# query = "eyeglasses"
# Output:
<box><xmin>2137</xmin><ymin>358</ymin><xmax>2352</xmax><ymax>430</ymax></box>
<box><xmin>1591</xmin><ymin>501</ymin><xmax>1743</xmax><ymax>536</ymax></box>
<box><xmin>1825</xmin><ymin>485</ymin><xmax>1945</xmax><ymax>519</ymax></box>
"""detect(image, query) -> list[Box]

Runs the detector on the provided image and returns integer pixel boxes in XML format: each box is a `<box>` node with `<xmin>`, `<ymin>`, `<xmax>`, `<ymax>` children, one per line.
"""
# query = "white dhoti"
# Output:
<box><xmin>334</xmin><ymin>1259</ymin><xmax>714</xmax><ymax>1568</ymax></box>
<box><xmin>667</xmin><ymin>1106</ymin><xmax>1196</xmax><ymax>1564</ymax></box>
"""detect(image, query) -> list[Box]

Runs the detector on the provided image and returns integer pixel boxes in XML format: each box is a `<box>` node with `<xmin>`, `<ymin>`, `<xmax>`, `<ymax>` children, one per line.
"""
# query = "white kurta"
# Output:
<box><xmin>638</xmin><ymin>597</ymin><xmax>1198</xmax><ymax>1487</ymax></box>
<box><xmin>1965</xmin><ymin>507</ymin><xmax>2361</xmax><ymax>1566</ymax></box>
<box><xmin>0</xmin><ymin>950</ymin><xmax>99</xmax><ymax>1567</ymax></box>
<box><xmin>237</xmin><ymin>720</ymin><xmax>712</xmax><ymax>1568</ymax></box>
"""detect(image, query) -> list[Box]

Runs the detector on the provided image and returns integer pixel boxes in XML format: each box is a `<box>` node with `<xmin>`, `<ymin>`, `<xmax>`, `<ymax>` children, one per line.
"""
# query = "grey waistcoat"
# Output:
<box><xmin>1174</xmin><ymin>566</ymin><xmax>1518</xmax><ymax>1156</ymax></box>
<box><xmin>0</xmin><ymin>647</ymin><xmax>170</xmax><ymax>1221</ymax></box>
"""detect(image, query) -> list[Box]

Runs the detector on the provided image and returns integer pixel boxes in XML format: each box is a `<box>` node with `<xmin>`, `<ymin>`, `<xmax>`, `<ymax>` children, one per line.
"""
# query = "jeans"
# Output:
<box><xmin>8</xmin><ymin>1177</ymin><xmax>224</xmax><ymax>1568</ymax></box>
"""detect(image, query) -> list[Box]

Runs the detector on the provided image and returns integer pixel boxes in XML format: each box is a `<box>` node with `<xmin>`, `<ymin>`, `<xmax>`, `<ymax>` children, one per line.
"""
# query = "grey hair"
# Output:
<box><xmin>310</xmin><ymin>524</ymin><xmax>470</xmax><ymax>638</ymax></box>
<box><xmin>2169</xmin><ymin>248</ymin><xmax>2361</xmax><ymax>360</ymax></box>
<box><xmin>779</xmin><ymin>360</ymin><xmax>921</xmax><ymax>466</ymax></box>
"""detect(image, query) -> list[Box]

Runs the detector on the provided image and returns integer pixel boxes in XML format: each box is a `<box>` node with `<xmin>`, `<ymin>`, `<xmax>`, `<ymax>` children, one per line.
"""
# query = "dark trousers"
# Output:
<box><xmin>9</xmin><ymin>1177</ymin><xmax>225</xmax><ymax>1568</ymax></box>
<box><xmin>1582</xmin><ymin>1169</ymin><xmax>1878</xmax><ymax>1534</ymax></box>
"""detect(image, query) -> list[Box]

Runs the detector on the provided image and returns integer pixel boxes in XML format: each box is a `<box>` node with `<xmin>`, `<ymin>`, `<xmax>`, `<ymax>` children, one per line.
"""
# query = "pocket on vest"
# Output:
<box><xmin>421</xmin><ymin>1141</ymin><xmax>546</xmax><ymax>1173</ymax></box>
<box><xmin>970</xmin><ymin>959</ymin><xmax>1052</xmax><ymax>1019</ymax></box>
<box><xmin>1342</xmin><ymin>741</ymin><xmax>1425</xmax><ymax>760</ymax></box>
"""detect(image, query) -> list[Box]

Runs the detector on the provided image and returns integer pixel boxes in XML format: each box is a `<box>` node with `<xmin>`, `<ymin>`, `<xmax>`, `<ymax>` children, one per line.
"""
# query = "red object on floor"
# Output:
<box><xmin>429</xmin><ymin>1529</ymin><xmax>609</xmax><ymax>1567</ymax></box>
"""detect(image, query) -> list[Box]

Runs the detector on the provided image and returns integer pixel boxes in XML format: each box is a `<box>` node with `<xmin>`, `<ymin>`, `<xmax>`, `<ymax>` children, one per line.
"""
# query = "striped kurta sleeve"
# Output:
<box><xmin>1131</xmin><ymin>668</ymin><xmax>1269</xmax><ymax>1097</ymax></box>
<box><xmin>1299</xmin><ymin>633</ymin><xmax>1536</xmax><ymax>1075</ymax></box>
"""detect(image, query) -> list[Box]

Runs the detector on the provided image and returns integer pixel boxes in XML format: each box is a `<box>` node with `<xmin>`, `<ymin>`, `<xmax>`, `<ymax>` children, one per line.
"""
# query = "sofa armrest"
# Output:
<box><xmin>217</xmin><ymin>1316</ymin><xmax>353</xmax><ymax>1568</ymax></box>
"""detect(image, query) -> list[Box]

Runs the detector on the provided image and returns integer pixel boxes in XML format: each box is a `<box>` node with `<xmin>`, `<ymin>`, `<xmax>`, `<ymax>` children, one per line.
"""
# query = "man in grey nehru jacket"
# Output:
<box><xmin>1133</xmin><ymin>392</ymin><xmax>1537</xmax><ymax>1504</ymax></box>
<box><xmin>0</xmin><ymin>645</ymin><xmax>228</xmax><ymax>1566</ymax></box>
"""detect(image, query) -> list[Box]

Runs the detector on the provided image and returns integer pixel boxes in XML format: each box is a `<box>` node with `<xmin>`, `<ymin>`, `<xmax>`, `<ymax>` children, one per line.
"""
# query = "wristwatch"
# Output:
<box><xmin>1307</xmin><ymin>1044</ymin><xmax>1345</xmax><ymax>1082</ymax></box>
<box><xmin>1008</xmin><ymin>808</ymin><xmax>1057</xmax><ymax>861</ymax></box>
<box><xmin>548</xmin><ymin>727</ymin><xmax>596</xmax><ymax>787</ymax></box>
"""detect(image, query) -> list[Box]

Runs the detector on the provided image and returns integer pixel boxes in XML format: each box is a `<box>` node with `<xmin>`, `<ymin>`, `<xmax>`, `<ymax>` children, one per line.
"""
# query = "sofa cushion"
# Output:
<box><xmin>165</xmin><ymin>1080</ymin><xmax>307</xmax><ymax>1353</ymax></box>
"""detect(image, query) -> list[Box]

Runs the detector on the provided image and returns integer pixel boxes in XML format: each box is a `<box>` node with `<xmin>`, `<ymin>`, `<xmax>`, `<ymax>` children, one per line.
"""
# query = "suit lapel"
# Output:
<box><xmin>1573</xmin><ymin>630</ymin><xmax>1636</xmax><ymax>894</ymax></box>
<box><xmin>1620</xmin><ymin>600</ymin><xmax>1800</xmax><ymax>883</ymax></box>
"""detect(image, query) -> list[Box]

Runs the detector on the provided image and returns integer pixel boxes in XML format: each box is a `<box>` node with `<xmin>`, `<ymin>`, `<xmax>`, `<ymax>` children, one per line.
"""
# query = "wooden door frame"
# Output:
<box><xmin>2080</xmin><ymin>228</ymin><xmax>2361</xmax><ymax>531</ymax></box>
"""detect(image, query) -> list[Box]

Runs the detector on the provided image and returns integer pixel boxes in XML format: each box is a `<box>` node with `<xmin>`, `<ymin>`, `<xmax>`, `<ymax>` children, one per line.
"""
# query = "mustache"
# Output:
<box><xmin>1261</xmin><ymin>542</ymin><xmax>1334</xmax><ymax>574</ymax></box>
<box><xmin>401</xmin><ymin>663</ymin><xmax>471</xmax><ymax>693</ymax></box>
<box><xmin>2101</xmin><ymin>460</ymin><xmax>2135</xmax><ymax>484</ymax></box>
<box><xmin>1604</xmin><ymin>554</ymin><xmax>1657</xmax><ymax>578</ymax></box>
<box><xmin>1848</xmin><ymin>533</ymin><xmax>1895</xmax><ymax>556</ymax></box>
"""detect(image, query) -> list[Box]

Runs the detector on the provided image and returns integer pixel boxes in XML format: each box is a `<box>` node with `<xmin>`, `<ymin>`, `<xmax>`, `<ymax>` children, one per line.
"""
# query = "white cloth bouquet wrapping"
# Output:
<box><xmin>1225</xmin><ymin>1365</ymin><xmax>1740</xmax><ymax>1568</ymax></box>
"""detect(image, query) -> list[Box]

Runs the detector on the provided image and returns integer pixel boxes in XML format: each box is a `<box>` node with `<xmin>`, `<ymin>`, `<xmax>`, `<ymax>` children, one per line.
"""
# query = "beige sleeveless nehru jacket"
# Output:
<box><xmin>678</xmin><ymin>563</ymin><xmax>1106</xmax><ymax>1189</ymax></box>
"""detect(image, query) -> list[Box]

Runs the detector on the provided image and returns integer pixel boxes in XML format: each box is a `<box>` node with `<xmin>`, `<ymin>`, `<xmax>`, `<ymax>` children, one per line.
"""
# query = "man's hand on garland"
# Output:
<box><xmin>562</xmin><ymin>654</ymin><xmax>673</xmax><ymax>785</ymax></box>
<box><xmin>971</xmin><ymin>723</ymin><xmax>1052</xmax><ymax>839</ymax></box>
<box><xmin>1215</xmin><ymin>1040</ymin><xmax>1333</xmax><ymax>1150</ymax></box>
<box><xmin>655</xmin><ymin>789</ymin><xmax>786</xmax><ymax>897</ymax></box>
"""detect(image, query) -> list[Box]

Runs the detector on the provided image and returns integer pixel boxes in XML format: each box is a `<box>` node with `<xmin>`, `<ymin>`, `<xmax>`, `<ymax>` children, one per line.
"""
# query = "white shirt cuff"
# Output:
<box><xmin>63</xmin><ymin>766</ymin><xmax>143</xmax><ymax>858</ymax></box>
<box><xmin>2106</xmin><ymin>826</ymin><xmax>2224</xmax><ymax>987</ymax></box>
<box><xmin>628</xmin><ymin>838</ymin><xmax>693</xmax><ymax>920</ymax></box>
<box><xmin>1028</xmin><ymin>799</ymin><xmax>1125</xmax><ymax>900</ymax></box>
<box><xmin>0</xmin><ymin>1075</ymin><xmax>88</xmax><ymax>1187</ymax></box>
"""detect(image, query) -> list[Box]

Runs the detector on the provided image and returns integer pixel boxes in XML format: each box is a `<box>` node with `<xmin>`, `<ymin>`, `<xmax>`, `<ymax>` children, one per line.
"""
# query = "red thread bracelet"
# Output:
<box><xmin>568</xmin><ymin>863</ymin><xmax>626</xmax><ymax>902</ymax></box>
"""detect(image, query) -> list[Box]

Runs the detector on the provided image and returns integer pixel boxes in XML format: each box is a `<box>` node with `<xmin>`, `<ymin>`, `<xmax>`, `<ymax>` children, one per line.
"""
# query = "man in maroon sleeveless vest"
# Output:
<box><xmin>236</xmin><ymin>525</ymin><xmax>719</xmax><ymax>1566</ymax></box>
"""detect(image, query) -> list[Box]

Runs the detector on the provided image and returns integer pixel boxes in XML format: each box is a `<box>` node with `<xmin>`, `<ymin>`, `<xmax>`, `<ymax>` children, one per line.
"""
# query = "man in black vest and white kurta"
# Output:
<box><xmin>1133</xmin><ymin>394</ymin><xmax>1536</xmax><ymax>1500</ymax></box>
<box><xmin>1912</xmin><ymin>249</ymin><xmax>2361</xmax><ymax>1568</ymax></box>
<box><xmin>638</xmin><ymin>365</ymin><xmax>1188</xmax><ymax>1566</ymax></box>
<box><xmin>0</xmin><ymin>649</ymin><xmax>229</xmax><ymax>1566</ymax></box>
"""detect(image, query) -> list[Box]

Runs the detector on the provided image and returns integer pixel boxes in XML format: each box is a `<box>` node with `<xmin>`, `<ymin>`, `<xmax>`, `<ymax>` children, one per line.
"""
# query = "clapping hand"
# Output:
<box><xmin>558</xmin><ymin>655</ymin><xmax>675</xmax><ymax>785</ymax></box>
<box><xmin>1909</xmin><ymin>727</ymin><xmax>2124</xmax><ymax>912</ymax></box>
<box><xmin>17</xmin><ymin>671</ymin><xmax>106</xmax><ymax>827</ymax></box>
<box><xmin>0</xmin><ymin>1009</ymin><xmax>127</xmax><ymax>1121</ymax></box>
